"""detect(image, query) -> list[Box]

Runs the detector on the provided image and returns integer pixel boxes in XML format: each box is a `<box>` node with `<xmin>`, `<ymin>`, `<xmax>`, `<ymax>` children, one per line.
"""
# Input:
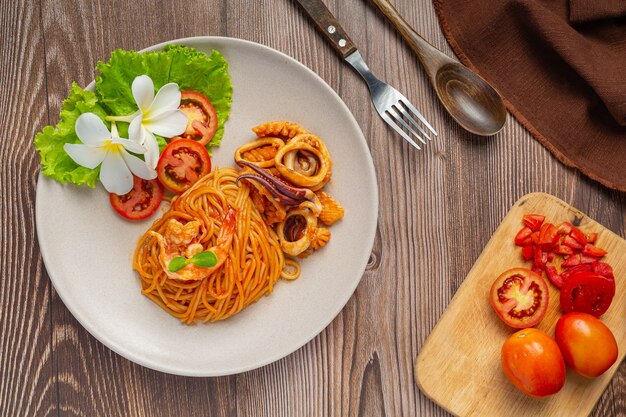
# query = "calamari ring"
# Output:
<box><xmin>252</xmin><ymin>121</ymin><xmax>308</xmax><ymax>140</ymax></box>
<box><xmin>276</xmin><ymin>207</ymin><xmax>318</xmax><ymax>256</ymax></box>
<box><xmin>274</xmin><ymin>134</ymin><xmax>331</xmax><ymax>190</ymax></box>
<box><xmin>234</xmin><ymin>137</ymin><xmax>285</xmax><ymax>168</ymax></box>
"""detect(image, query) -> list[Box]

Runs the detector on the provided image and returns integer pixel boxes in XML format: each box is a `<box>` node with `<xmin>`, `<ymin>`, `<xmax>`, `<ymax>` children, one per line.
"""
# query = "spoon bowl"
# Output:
<box><xmin>371</xmin><ymin>0</ymin><xmax>507</xmax><ymax>136</ymax></box>
<box><xmin>435</xmin><ymin>62</ymin><xmax>507</xmax><ymax>135</ymax></box>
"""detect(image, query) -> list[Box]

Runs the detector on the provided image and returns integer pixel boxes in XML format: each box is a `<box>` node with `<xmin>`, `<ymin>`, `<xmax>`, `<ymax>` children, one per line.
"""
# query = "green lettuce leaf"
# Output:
<box><xmin>96</xmin><ymin>44</ymin><xmax>233</xmax><ymax>150</ymax></box>
<box><xmin>34</xmin><ymin>83</ymin><xmax>108</xmax><ymax>187</ymax></box>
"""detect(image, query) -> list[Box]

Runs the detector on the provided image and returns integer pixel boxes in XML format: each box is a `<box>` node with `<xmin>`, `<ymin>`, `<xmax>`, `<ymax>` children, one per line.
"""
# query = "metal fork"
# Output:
<box><xmin>294</xmin><ymin>0</ymin><xmax>437</xmax><ymax>150</ymax></box>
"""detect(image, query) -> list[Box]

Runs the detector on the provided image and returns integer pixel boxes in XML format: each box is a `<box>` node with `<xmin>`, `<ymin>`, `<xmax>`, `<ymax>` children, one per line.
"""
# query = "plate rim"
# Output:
<box><xmin>36</xmin><ymin>35</ymin><xmax>379</xmax><ymax>376</ymax></box>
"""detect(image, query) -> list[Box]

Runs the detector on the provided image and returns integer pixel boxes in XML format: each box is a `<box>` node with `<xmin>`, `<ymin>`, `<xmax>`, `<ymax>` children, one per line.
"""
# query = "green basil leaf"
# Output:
<box><xmin>168</xmin><ymin>256</ymin><xmax>188</xmax><ymax>272</ymax></box>
<box><xmin>191</xmin><ymin>251</ymin><xmax>218</xmax><ymax>268</ymax></box>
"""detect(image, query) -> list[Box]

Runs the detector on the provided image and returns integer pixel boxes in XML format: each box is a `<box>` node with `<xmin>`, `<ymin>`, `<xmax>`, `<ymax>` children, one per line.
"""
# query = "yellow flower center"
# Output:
<box><xmin>101</xmin><ymin>140</ymin><xmax>123</xmax><ymax>154</ymax></box>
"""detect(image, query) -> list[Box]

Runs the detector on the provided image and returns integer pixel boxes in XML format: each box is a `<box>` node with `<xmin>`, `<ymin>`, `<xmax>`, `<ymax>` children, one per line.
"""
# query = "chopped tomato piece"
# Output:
<box><xmin>562</xmin><ymin>235</ymin><xmax>583</xmax><ymax>250</ymax></box>
<box><xmin>531</xmin><ymin>231</ymin><xmax>540</xmax><ymax>244</ymax></box>
<box><xmin>562</xmin><ymin>254</ymin><xmax>581</xmax><ymax>267</ymax></box>
<box><xmin>592</xmin><ymin>262</ymin><xmax>614</xmax><ymax>279</ymax></box>
<box><xmin>556</xmin><ymin>222</ymin><xmax>573</xmax><ymax>235</ymax></box>
<box><xmin>538</xmin><ymin>223</ymin><xmax>559</xmax><ymax>250</ymax></box>
<box><xmin>570</xmin><ymin>227</ymin><xmax>588</xmax><ymax>246</ymax></box>
<box><xmin>545</xmin><ymin>265</ymin><xmax>563</xmax><ymax>288</ymax></box>
<box><xmin>585</xmin><ymin>232</ymin><xmax>598</xmax><ymax>243</ymax></box>
<box><xmin>521</xmin><ymin>246</ymin><xmax>534</xmax><ymax>261</ymax></box>
<box><xmin>514</xmin><ymin>227</ymin><xmax>533</xmax><ymax>246</ymax></box>
<box><xmin>582</xmin><ymin>244</ymin><xmax>607</xmax><ymax>258</ymax></box>
<box><xmin>555</xmin><ymin>245</ymin><xmax>574</xmax><ymax>256</ymax></box>
<box><xmin>523</xmin><ymin>214</ymin><xmax>545</xmax><ymax>232</ymax></box>
<box><xmin>581</xmin><ymin>254</ymin><xmax>600</xmax><ymax>264</ymax></box>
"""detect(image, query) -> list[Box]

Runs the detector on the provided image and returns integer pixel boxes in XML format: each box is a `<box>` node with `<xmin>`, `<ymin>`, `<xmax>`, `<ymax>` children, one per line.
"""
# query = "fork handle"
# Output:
<box><xmin>294</xmin><ymin>0</ymin><xmax>357</xmax><ymax>58</ymax></box>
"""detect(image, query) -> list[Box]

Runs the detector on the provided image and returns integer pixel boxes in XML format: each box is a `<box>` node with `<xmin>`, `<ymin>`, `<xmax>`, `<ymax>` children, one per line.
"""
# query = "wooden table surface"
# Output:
<box><xmin>1</xmin><ymin>0</ymin><xmax>624</xmax><ymax>416</ymax></box>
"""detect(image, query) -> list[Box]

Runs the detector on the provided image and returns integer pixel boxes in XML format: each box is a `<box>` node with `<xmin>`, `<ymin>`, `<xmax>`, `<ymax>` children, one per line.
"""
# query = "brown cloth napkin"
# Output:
<box><xmin>433</xmin><ymin>0</ymin><xmax>626</xmax><ymax>191</ymax></box>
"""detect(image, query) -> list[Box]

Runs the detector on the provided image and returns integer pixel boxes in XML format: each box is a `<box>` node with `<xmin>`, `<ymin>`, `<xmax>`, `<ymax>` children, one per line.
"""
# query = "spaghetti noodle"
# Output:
<box><xmin>133</xmin><ymin>167</ymin><xmax>298</xmax><ymax>323</ymax></box>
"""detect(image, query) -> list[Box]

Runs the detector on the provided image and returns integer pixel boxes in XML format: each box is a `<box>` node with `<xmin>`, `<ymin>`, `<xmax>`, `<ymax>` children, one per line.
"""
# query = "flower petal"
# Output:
<box><xmin>145</xmin><ymin>83</ymin><xmax>181</xmax><ymax>119</ymax></box>
<box><xmin>75</xmin><ymin>113</ymin><xmax>110</xmax><ymax>145</ymax></box>
<box><xmin>144</xmin><ymin>109</ymin><xmax>188</xmax><ymax>137</ymax></box>
<box><xmin>63</xmin><ymin>143</ymin><xmax>106</xmax><ymax>169</ymax></box>
<box><xmin>143</xmin><ymin>130</ymin><xmax>160</xmax><ymax>169</ymax></box>
<box><xmin>113</xmin><ymin>137</ymin><xmax>146</xmax><ymax>155</ymax></box>
<box><xmin>128</xmin><ymin>114</ymin><xmax>145</xmax><ymax>145</ymax></box>
<box><xmin>100</xmin><ymin>151</ymin><xmax>133</xmax><ymax>195</ymax></box>
<box><xmin>121</xmin><ymin>149</ymin><xmax>157</xmax><ymax>180</ymax></box>
<box><xmin>132</xmin><ymin>75</ymin><xmax>155</xmax><ymax>112</ymax></box>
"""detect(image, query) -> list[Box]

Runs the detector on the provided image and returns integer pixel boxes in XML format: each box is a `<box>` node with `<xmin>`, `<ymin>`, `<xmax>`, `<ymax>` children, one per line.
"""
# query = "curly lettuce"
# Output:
<box><xmin>35</xmin><ymin>45</ymin><xmax>233</xmax><ymax>187</ymax></box>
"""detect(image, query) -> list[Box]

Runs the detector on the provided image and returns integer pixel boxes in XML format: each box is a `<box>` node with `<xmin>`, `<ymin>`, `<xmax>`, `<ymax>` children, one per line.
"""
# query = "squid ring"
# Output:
<box><xmin>276</xmin><ymin>207</ymin><xmax>318</xmax><ymax>256</ymax></box>
<box><xmin>274</xmin><ymin>134</ymin><xmax>331</xmax><ymax>190</ymax></box>
<box><xmin>234</xmin><ymin>137</ymin><xmax>285</xmax><ymax>168</ymax></box>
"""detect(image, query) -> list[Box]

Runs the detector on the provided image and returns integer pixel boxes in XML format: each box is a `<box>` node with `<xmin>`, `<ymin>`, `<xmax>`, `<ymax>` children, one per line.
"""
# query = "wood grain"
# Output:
<box><xmin>416</xmin><ymin>193</ymin><xmax>626</xmax><ymax>417</ymax></box>
<box><xmin>0</xmin><ymin>0</ymin><xmax>624</xmax><ymax>416</ymax></box>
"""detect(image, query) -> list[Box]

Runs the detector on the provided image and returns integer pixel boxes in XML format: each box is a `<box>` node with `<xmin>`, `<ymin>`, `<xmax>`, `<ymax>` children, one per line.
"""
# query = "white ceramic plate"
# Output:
<box><xmin>36</xmin><ymin>37</ymin><xmax>378</xmax><ymax>376</ymax></box>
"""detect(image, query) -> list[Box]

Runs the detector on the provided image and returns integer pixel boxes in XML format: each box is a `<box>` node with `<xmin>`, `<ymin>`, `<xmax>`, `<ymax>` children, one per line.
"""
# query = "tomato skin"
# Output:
<box><xmin>501</xmin><ymin>328</ymin><xmax>566</xmax><ymax>398</ymax></box>
<box><xmin>555</xmin><ymin>312</ymin><xmax>618</xmax><ymax>378</ymax></box>
<box><xmin>490</xmin><ymin>268</ymin><xmax>549</xmax><ymax>329</ymax></box>
<box><xmin>156</xmin><ymin>139</ymin><xmax>212</xmax><ymax>194</ymax></box>
<box><xmin>109</xmin><ymin>176</ymin><xmax>163</xmax><ymax>221</ymax></box>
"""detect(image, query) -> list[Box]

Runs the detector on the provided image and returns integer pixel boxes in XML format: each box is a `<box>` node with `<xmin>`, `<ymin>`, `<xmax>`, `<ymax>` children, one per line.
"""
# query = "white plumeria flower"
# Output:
<box><xmin>108</xmin><ymin>75</ymin><xmax>187</xmax><ymax>169</ymax></box>
<box><xmin>64</xmin><ymin>113</ymin><xmax>157</xmax><ymax>195</ymax></box>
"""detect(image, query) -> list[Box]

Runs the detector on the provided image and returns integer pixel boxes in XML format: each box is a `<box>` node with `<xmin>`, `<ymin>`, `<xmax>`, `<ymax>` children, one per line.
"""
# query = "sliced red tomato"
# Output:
<box><xmin>171</xmin><ymin>90</ymin><xmax>218</xmax><ymax>146</ymax></box>
<box><xmin>545</xmin><ymin>265</ymin><xmax>563</xmax><ymax>288</ymax></box>
<box><xmin>555</xmin><ymin>245</ymin><xmax>574</xmax><ymax>256</ymax></box>
<box><xmin>514</xmin><ymin>227</ymin><xmax>533</xmax><ymax>246</ymax></box>
<box><xmin>592</xmin><ymin>262</ymin><xmax>614</xmax><ymax>279</ymax></box>
<box><xmin>490</xmin><ymin>268</ymin><xmax>549</xmax><ymax>328</ymax></box>
<box><xmin>562</xmin><ymin>235</ymin><xmax>583</xmax><ymax>250</ymax></box>
<box><xmin>560</xmin><ymin>271</ymin><xmax>615</xmax><ymax>317</ymax></box>
<box><xmin>570</xmin><ymin>227</ymin><xmax>588</xmax><ymax>246</ymax></box>
<box><xmin>523</xmin><ymin>214</ymin><xmax>545</xmax><ymax>232</ymax></box>
<box><xmin>156</xmin><ymin>139</ymin><xmax>212</xmax><ymax>194</ymax></box>
<box><xmin>109</xmin><ymin>176</ymin><xmax>163</xmax><ymax>221</ymax></box>
<box><xmin>582</xmin><ymin>244</ymin><xmax>607</xmax><ymax>258</ymax></box>
<box><xmin>538</xmin><ymin>223</ymin><xmax>559</xmax><ymax>250</ymax></box>
<box><xmin>556</xmin><ymin>222</ymin><xmax>573</xmax><ymax>235</ymax></box>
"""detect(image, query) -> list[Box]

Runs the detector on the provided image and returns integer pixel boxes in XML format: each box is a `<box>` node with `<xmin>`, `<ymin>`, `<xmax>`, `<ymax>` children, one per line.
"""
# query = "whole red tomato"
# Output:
<box><xmin>501</xmin><ymin>328</ymin><xmax>565</xmax><ymax>398</ymax></box>
<box><xmin>555</xmin><ymin>312</ymin><xmax>618</xmax><ymax>378</ymax></box>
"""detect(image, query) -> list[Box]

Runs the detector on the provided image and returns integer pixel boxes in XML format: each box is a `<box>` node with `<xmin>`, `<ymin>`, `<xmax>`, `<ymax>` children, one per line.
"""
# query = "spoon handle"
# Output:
<box><xmin>295</xmin><ymin>0</ymin><xmax>358</xmax><ymax>58</ymax></box>
<box><xmin>370</xmin><ymin>0</ymin><xmax>452</xmax><ymax>76</ymax></box>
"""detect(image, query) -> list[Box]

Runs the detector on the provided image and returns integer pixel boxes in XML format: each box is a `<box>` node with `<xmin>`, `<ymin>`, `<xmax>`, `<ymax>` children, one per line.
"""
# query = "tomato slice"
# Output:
<box><xmin>523</xmin><ymin>214</ymin><xmax>545</xmax><ymax>232</ymax></box>
<box><xmin>560</xmin><ymin>272</ymin><xmax>615</xmax><ymax>317</ymax></box>
<box><xmin>156</xmin><ymin>139</ymin><xmax>212</xmax><ymax>194</ymax></box>
<box><xmin>490</xmin><ymin>268</ymin><xmax>549</xmax><ymax>328</ymax></box>
<box><xmin>109</xmin><ymin>176</ymin><xmax>163</xmax><ymax>221</ymax></box>
<box><xmin>171</xmin><ymin>90</ymin><xmax>218</xmax><ymax>146</ymax></box>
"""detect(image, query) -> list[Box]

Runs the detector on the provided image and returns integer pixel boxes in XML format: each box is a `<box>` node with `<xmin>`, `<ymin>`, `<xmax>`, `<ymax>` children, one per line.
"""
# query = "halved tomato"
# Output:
<box><xmin>171</xmin><ymin>90</ymin><xmax>218</xmax><ymax>146</ymax></box>
<box><xmin>156</xmin><ymin>139</ymin><xmax>212</xmax><ymax>194</ymax></box>
<box><xmin>109</xmin><ymin>176</ymin><xmax>163</xmax><ymax>221</ymax></box>
<box><xmin>490</xmin><ymin>268</ymin><xmax>549</xmax><ymax>328</ymax></box>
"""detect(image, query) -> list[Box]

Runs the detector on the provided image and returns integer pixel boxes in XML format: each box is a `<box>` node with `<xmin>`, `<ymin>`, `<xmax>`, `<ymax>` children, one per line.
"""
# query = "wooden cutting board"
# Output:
<box><xmin>415</xmin><ymin>192</ymin><xmax>626</xmax><ymax>417</ymax></box>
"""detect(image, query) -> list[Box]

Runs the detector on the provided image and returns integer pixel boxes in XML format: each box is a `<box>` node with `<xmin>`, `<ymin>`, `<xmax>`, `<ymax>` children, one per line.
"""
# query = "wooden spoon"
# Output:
<box><xmin>371</xmin><ymin>0</ymin><xmax>507</xmax><ymax>136</ymax></box>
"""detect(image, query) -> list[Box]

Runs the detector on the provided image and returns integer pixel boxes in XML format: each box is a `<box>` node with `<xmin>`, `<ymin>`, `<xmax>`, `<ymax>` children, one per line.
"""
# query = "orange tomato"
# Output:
<box><xmin>501</xmin><ymin>328</ymin><xmax>565</xmax><ymax>398</ymax></box>
<box><xmin>555</xmin><ymin>312</ymin><xmax>618</xmax><ymax>378</ymax></box>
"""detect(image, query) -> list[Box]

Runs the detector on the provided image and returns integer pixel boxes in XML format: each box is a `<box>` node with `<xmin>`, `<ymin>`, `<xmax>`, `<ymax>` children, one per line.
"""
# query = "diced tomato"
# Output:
<box><xmin>585</xmin><ymin>232</ymin><xmax>598</xmax><ymax>243</ymax></box>
<box><xmin>547</xmin><ymin>252</ymin><xmax>554</xmax><ymax>262</ymax></box>
<box><xmin>521</xmin><ymin>246</ymin><xmax>534</xmax><ymax>261</ymax></box>
<box><xmin>514</xmin><ymin>227</ymin><xmax>533</xmax><ymax>246</ymax></box>
<box><xmin>562</xmin><ymin>254</ymin><xmax>581</xmax><ymax>267</ymax></box>
<box><xmin>556</xmin><ymin>222</ymin><xmax>573</xmax><ymax>235</ymax></box>
<box><xmin>545</xmin><ymin>265</ymin><xmax>564</xmax><ymax>289</ymax></box>
<box><xmin>523</xmin><ymin>214</ymin><xmax>545</xmax><ymax>232</ymax></box>
<box><xmin>562</xmin><ymin>235</ymin><xmax>583</xmax><ymax>250</ymax></box>
<box><xmin>539</xmin><ymin>223</ymin><xmax>559</xmax><ymax>250</ymax></box>
<box><xmin>581</xmin><ymin>254</ymin><xmax>600</xmax><ymax>264</ymax></box>
<box><xmin>531</xmin><ymin>231</ymin><xmax>540</xmax><ymax>245</ymax></box>
<box><xmin>531</xmin><ymin>264</ymin><xmax>544</xmax><ymax>275</ymax></box>
<box><xmin>570</xmin><ymin>227</ymin><xmax>588</xmax><ymax>246</ymax></box>
<box><xmin>582</xmin><ymin>244</ymin><xmax>607</xmax><ymax>258</ymax></box>
<box><xmin>533</xmin><ymin>247</ymin><xmax>547</xmax><ymax>268</ymax></box>
<box><xmin>555</xmin><ymin>245</ymin><xmax>574</xmax><ymax>256</ymax></box>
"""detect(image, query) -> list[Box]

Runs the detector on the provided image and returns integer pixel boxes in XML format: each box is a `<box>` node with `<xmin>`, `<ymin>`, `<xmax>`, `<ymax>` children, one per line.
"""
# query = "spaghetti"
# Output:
<box><xmin>133</xmin><ymin>167</ymin><xmax>297</xmax><ymax>324</ymax></box>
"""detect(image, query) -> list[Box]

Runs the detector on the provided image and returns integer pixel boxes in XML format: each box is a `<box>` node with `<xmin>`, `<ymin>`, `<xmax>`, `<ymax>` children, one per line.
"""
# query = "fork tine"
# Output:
<box><xmin>381</xmin><ymin>111</ymin><xmax>422</xmax><ymax>150</ymax></box>
<box><xmin>396</xmin><ymin>103</ymin><xmax>431</xmax><ymax>142</ymax></box>
<box><xmin>388</xmin><ymin>107</ymin><xmax>427</xmax><ymax>145</ymax></box>
<box><xmin>401</xmin><ymin>99</ymin><xmax>438</xmax><ymax>136</ymax></box>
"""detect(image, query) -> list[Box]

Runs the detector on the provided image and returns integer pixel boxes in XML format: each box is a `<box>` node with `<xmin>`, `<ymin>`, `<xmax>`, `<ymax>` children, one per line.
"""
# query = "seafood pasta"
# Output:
<box><xmin>134</xmin><ymin>122</ymin><xmax>344</xmax><ymax>323</ymax></box>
